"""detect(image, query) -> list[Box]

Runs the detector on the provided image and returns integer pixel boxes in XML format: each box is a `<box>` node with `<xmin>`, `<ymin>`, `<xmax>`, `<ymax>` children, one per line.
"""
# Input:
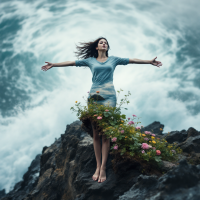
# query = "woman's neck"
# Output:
<box><xmin>97</xmin><ymin>51</ymin><xmax>107</xmax><ymax>59</ymax></box>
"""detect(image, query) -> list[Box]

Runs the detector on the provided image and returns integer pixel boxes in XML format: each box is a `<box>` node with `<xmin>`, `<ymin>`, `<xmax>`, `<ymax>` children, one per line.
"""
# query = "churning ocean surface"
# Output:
<box><xmin>0</xmin><ymin>0</ymin><xmax>200</xmax><ymax>193</ymax></box>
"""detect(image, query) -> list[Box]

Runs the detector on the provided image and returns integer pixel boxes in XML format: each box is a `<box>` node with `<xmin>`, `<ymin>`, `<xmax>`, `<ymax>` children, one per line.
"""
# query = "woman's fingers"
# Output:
<box><xmin>41</xmin><ymin>62</ymin><xmax>53</xmax><ymax>71</ymax></box>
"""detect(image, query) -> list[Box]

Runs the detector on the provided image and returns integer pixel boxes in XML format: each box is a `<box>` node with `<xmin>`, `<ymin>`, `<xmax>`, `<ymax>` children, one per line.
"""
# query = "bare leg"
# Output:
<box><xmin>91</xmin><ymin>121</ymin><xmax>102</xmax><ymax>181</ymax></box>
<box><xmin>98</xmin><ymin>134</ymin><xmax>110</xmax><ymax>183</ymax></box>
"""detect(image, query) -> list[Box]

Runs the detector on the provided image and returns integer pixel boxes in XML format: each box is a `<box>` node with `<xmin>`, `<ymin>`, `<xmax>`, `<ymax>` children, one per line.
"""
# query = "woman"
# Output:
<box><xmin>41</xmin><ymin>37</ymin><xmax>162</xmax><ymax>183</ymax></box>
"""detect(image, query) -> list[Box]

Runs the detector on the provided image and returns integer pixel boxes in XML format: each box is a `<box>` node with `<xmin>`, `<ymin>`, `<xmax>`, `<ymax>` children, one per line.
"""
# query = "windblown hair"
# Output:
<box><xmin>74</xmin><ymin>37</ymin><xmax>110</xmax><ymax>59</ymax></box>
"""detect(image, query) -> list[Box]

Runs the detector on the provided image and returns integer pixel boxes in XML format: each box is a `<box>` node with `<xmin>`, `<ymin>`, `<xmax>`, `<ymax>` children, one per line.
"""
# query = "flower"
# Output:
<box><xmin>151</xmin><ymin>136</ymin><xmax>155</xmax><ymax>139</ymax></box>
<box><xmin>152</xmin><ymin>147</ymin><xmax>156</xmax><ymax>150</ymax></box>
<box><xmin>120</xmin><ymin>124</ymin><xmax>123</xmax><ymax>126</ymax></box>
<box><xmin>94</xmin><ymin>114</ymin><xmax>97</xmax><ymax>116</ymax></box>
<box><xmin>132</xmin><ymin>114</ymin><xmax>137</xmax><ymax>117</ymax></box>
<box><xmin>87</xmin><ymin>91</ymin><xmax>89</xmax><ymax>93</ymax></box>
<box><xmin>121</xmin><ymin>130</ymin><xmax>124</xmax><ymax>134</ymax></box>
<box><xmin>136</xmin><ymin>127</ymin><xmax>141</xmax><ymax>130</ymax></box>
<box><xmin>112</xmin><ymin>137</ymin><xmax>117</xmax><ymax>142</ymax></box>
<box><xmin>75</xmin><ymin>101</ymin><xmax>78</xmax><ymax>103</ymax></box>
<box><xmin>141</xmin><ymin>143</ymin><xmax>149</xmax><ymax>150</ymax></box>
<box><xmin>141</xmin><ymin>150</ymin><xmax>145</xmax><ymax>154</ymax></box>
<box><xmin>128</xmin><ymin>121</ymin><xmax>134</xmax><ymax>125</ymax></box>
<box><xmin>96</xmin><ymin>91</ymin><xmax>100</xmax><ymax>93</ymax></box>
<box><xmin>148</xmin><ymin>145</ymin><xmax>152</xmax><ymax>148</ymax></box>
<box><xmin>142</xmin><ymin>134</ymin><xmax>146</xmax><ymax>137</ymax></box>
<box><xmin>121</xmin><ymin>120</ymin><xmax>124</xmax><ymax>123</ymax></box>
<box><xmin>128</xmin><ymin>117</ymin><xmax>130</xmax><ymax>120</ymax></box>
<box><xmin>114</xmin><ymin>145</ymin><xmax>118</xmax><ymax>150</ymax></box>
<box><xmin>151</xmin><ymin>134</ymin><xmax>156</xmax><ymax>136</ymax></box>
<box><xmin>141</xmin><ymin>125</ymin><xmax>144</xmax><ymax>128</ymax></box>
<box><xmin>152</xmin><ymin>141</ymin><xmax>156</xmax><ymax>144</ymax></box>
<box><xmin>144</xmin><ymin>137</ymin><xmax>149</xmax><ymax>141</ymax></box>
<box><xmin>105</xmin><ymin>109</ymin><xmax>109</xmax><ymax>112</ymax></box>
<box><xmin>119</xmin><ymin>127</ymin><xmax>122</xmax><ymax>129</ymax></box>
<box><xmin>171</xmin><ymin>150</ymin><xmax>176</xmax><ymax>154</ymax></box>
<box><xmin>144</xmin><ymin>131</ymin><xmax>151</xmax><ymax>135</ymax></box>
<box><xmin>156</xmin><ymin>150</ymin><xmax>161</xmax><ymax>155</ymax></box>
<box><xmin>160</xmin><ymin>128</ymin><xmax>163</xmax><ymax>130</ymax></box>
<box><xmin>97</xmin><ymin>116</ymin><xmax>102</xmax><ymax>119</ymax></box>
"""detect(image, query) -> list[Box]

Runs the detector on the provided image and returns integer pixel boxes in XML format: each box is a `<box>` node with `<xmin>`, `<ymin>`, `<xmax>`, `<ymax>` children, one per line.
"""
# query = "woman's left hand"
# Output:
<box><xmin>150</xmin><ymin>57</ymin><xmax>162</xmax><ymax>68</ymax></box>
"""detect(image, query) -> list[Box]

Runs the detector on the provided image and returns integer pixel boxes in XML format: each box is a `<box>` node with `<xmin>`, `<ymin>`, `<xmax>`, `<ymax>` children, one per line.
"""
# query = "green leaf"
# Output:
<box><xmin>130</xmin><ymin>152</ymin><xmax>135</xmax><ymax>156</ymax></box>
<box><xmin>121</xmin><ymin>114</ymin><xmax>126</xmax><ymax>119</ymax></box>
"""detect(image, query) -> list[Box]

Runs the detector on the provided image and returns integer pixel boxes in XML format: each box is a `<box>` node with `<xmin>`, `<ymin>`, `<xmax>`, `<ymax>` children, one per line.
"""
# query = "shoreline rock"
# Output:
<box><xmin>1</xmin><ymin>121</ymin><xmax>200</xmax><ymax>200</ymax></box>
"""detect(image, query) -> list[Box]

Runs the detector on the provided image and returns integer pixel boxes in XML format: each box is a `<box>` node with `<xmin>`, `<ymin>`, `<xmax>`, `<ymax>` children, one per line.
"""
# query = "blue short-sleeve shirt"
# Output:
<box><xmin>75</xmin><ymin>56</ymin><xmax>129</xmax><ymax>107</ymax></box>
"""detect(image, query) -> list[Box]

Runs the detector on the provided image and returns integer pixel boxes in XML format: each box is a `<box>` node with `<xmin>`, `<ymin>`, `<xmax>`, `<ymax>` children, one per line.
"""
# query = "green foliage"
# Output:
<box><xmin>70</xmin><ymin>89</ymin><xmax>182</xmax><ymax>165</ymax></box>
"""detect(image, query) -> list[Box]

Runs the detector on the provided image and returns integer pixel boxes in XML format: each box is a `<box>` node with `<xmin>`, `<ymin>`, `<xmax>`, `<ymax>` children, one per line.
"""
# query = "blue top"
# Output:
<box><xmin>75</xmin><ymin>56</ymin><xmax>129</xmax><ymax>107</ymax></box>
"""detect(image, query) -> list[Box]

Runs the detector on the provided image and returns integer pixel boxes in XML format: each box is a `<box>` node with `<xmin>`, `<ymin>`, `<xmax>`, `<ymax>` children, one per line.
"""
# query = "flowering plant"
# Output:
<box><xmin>70</xmin><ymin>89</ymin><xmax>182</xmax><ymax>165</ymax></box>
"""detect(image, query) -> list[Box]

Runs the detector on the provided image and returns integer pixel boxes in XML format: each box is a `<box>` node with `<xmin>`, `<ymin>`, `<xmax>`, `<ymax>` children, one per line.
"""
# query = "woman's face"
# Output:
<box><xmin>96</xmin><ymin>39</ymin><xmax>108</xmax><ymax>52</ymax></box>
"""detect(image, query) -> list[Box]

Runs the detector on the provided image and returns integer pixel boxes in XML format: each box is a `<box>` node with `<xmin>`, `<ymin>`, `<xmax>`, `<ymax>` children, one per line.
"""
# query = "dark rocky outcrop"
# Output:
<box><xmin>1</xmin><ymin>154</ymin><xmax>41</xmax><ymax>200</ymax></box>
<box><xmin>140</xmin><ymin>121</ymin><xmax>164</xmax><ymax>135</ymax></box>
<box><xmin>118</xmin><ymin>159</ymin><xmax>200</xmax><ymax>200</ymax></box>
<box><xmin>0</xmin><ymin>190</ymin><xmax>6</xmax><ymax>199</ymax></box>
<box><xmin>1</xmin><ymin>120</ymin><xmax>200</xmax><ymax>200</ymax></box>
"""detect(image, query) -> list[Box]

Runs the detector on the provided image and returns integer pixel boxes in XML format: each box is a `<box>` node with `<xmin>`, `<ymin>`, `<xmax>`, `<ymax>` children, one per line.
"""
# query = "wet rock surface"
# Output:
<box><xmin>1</xmin><ymin>120</ymin><xmax>200</xmax><ymax>200</ymax></box>
<box><xmin>0</xmin><ymin>154</ymin><xmax>41</xmax><ymax>200</ymax></box>
<box><xmin>118</xmin><ymin>160</ymin><xmax>200</xmax><ymax>200</ymax></box>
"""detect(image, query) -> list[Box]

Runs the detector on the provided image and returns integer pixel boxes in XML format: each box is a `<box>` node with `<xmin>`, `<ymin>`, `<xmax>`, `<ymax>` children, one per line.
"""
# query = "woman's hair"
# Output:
<box><xmin>74</xmin><ymin>37</ymin><xmax>110</xmax><ymax>59</ymax></box>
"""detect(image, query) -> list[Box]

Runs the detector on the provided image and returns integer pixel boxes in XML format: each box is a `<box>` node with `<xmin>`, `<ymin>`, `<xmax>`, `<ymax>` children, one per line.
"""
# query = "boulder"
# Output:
<box><xmin>118</xmin><ymin>159</ymin><xmax>200</xmax><ymax>200</ymax></box>
<box><xmin>141</xmin><ymin>121</ymin><xmax>164</xmax><ymax>135</ymax></box>
<box><xmin>165</xmin><ymin>130</ymin><xmax>187</xmax><ymax>143</ymax></box>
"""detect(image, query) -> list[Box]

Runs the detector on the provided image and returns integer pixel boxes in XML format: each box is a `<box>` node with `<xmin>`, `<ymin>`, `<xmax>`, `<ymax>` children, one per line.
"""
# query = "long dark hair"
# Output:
<box><xmin>74</xmin><ymin>37</ymin><xmax>110</xmax><ymax>59</ymax></box>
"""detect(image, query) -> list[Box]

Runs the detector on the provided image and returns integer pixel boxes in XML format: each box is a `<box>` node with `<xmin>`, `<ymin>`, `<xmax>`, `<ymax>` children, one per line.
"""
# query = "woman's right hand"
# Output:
<box><xmin>41</xmin><ymin>62</ymin><xmax>54</xmax><ymax>71</ymax></box>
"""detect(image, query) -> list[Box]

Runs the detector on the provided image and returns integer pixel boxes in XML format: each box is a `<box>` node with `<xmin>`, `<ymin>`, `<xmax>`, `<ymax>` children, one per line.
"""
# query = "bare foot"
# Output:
<box><xmin>92</xmin><ymin>167</ymin><xmax>100</xmax><ymax>181</ymax></box>
<box><xmin>98</xmin><ymin>166</ymin><xmax>106</xmax><ymax>183</ymax></box>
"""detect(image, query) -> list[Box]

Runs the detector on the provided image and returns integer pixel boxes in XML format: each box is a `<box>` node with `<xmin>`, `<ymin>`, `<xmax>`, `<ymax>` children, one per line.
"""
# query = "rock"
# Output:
<box><xmin>1</xmin><ymin>154</ymin><xmax>41</xmax><ymax>200</ymax></box>
<box><xmin>187</xmin><ymin>127</ymin><xmax>200</xmax><ymax>138</ymax></box>
<box><xmin>0</xmin><ymin>189</ymin><xmax>6</xmax><ymax>199</ymax></box>
<box><xmin>160</xmin><ymin>160</ymin><xmax>177</xmax><ymax>171</ymax></box>
<box><xmin>118</xmin><ymin>159</ymin><xmax>200</xmax><ymax>200</ymax></box>
<box><xmin>165</xmin><ymin>130</ymin><xmax>188</xmax><ymax>143</ymax></box>
<box><xmin>178</xmin><ymin>135</ymin><xmax>200</xmax><ymax>153</ymax></box>
<box><xmin>16</xmin><ymin>120</ymin><xmax>142</xmax><ymax>200</ymax></box>
<box><xmin>141</xmin><ymin>121</ymin><xmax>164</xmax><ymax>135</ymax></box>
<box><xmin>1</xmin><ymin>120</ymin><xmax>200</xmax><ymax>200</ymax></box>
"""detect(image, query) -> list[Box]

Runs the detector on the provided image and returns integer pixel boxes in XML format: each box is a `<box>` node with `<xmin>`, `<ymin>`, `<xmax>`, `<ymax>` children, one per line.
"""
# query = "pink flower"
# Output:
<box><xmin>141</xmin><ymin>143</ymin><xmax>149</xmax><ymax>150</ymax></box>
<box><xmin>136</xmin><ymin>127</ymin><xmax>141</xmax><ymax>130</ymax></box>
<box><xmin>128</xmin><ymin>121</ymin><xmax>134</xmax><ymax>125</ymax></box>
<box><xmin>97</xmin><ymin>116</ymin><xmax>102</xmax><ymax>119</ymax></box>
<box><xmin>119</xmin><ymin>127</ymin><xmax>122</xmax><ymax>129</ymax></box>
<box><xmin>156</xmin><ymin>150</ymin><xmax>161</xmax><ymax>155</ymax></box>
<box><xmin>171</xmin><ymin>150</ymin><xmax>176</xmax><ymax>154</ymax></box>
<box><xmin>152</xmin><ymin>147</ymin><xmax>156</xmax><ymax>150</ymax></box>
<box><xmin>112</xmin><ymin>137</ymin><xmax>117</xmax><ymax>142</ymax></box>
<box><xmin>141</xmin><ymin>150</ymin><xmax>145</xmax><ymax>154</ymax></box>
<box><xmin>128</xmin><ymin>117</ymin><xmax>130</xmax><ymax>120</ymax></box>
<box><xmin>105</xmin><ymin>109</ymin><xmax>109</xmax><ymax>112</ymax></box>
<box><xmin>151</xmin><ymin>134</ymin><xmax>156</xmax><ymax>136</ymax></box>
<box><xmin>121</xmin><ymin>130</ymin><xmax>124</xmax><ymax>134</ymax></box>
<box><xmin>132</xmin><ymin>114</ymin><xmax>137</xmax><ymax>117</ymax></box>
<box><xmin>144</xmin><ymin>137</ymin><xmax>149</xmax><ymax>141</ymax></box>
<box><xmin>144</xmin><ymin>131</ymin><xmax>151</xmax><ymax>135</ymax></box>
<box><xmin>113</xmin><ymin>145</ymin><xmax>118</xmax><ymax>150</ymax></box>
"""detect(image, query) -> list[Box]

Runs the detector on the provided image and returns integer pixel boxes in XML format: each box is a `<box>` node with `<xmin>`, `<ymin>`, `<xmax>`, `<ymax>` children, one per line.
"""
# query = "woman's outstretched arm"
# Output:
<box><xmin>129</xmin><ymin>57</ymin><xmax>162</xmax><ymax>68</ymax></box>
<box><xmin>41</xmin><ymin>61</ymin><xmax>76</xmax><ymax>71</ymax></box>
